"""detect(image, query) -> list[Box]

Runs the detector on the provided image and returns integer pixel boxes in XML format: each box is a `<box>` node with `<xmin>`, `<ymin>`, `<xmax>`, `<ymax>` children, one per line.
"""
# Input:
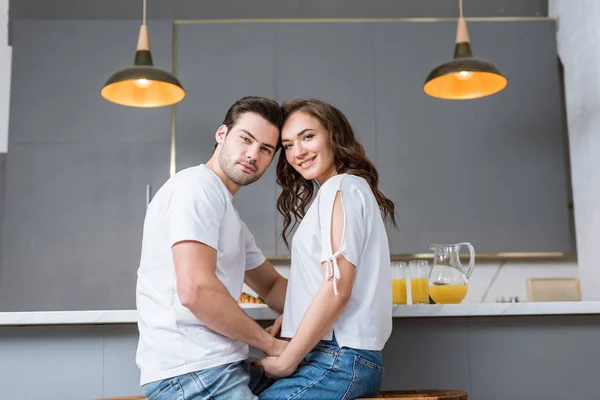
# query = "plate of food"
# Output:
<box><xmin>238</xmin><ymin>292</ymin><xmax>268</xmax><ymax>308</ymax></box>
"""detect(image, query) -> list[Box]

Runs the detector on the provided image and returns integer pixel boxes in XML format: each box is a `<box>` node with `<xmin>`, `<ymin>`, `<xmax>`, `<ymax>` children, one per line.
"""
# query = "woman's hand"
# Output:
<box><xmin>265</xmin><ymin>314</ymin><xmax>283</xmax><ymax>338</ymax></box>
<box><xmin>255</xmin><ymin>355</ymin><xmax>298</xmax><ymax>378</ymax></box>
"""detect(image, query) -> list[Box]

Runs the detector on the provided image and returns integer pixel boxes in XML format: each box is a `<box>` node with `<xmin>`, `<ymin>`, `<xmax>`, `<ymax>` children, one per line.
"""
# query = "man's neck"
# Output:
<box><xmin>206</xmin><ymin>156</ymin><xmax>240</xmax><ymax>196</ymax></box>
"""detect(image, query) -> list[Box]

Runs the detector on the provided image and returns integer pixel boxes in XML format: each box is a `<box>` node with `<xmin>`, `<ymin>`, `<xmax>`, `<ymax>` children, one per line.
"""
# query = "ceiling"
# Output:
<box><xmin>10</xmin><ymin>0</ymin><xmax>548</xmax><ymax>21</ymax></box>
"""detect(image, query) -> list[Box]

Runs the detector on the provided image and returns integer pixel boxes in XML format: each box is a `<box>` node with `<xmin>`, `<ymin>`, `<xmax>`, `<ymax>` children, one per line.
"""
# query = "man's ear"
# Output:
<box><xmin>215</xmin><ymin>125</ymin><xmax>229</xmax><ymax>144</ymax></box>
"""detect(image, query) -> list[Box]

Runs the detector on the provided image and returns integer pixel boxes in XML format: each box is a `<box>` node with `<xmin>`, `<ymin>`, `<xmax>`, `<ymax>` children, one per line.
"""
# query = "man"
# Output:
<box><xmin>136</xmin><ymin>96</ymin><xmax>288</xmax><ymax>400</ymax></box>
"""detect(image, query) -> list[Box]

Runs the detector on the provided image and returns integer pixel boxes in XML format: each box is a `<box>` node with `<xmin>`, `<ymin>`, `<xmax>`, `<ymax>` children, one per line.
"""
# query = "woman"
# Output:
<box><xmin>256</xmin><ymin>99</ymin><xmax>396</xmax><ymax>400</ymax></box>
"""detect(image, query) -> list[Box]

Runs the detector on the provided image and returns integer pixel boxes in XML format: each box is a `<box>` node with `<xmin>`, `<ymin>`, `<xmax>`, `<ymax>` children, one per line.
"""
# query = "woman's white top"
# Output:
<box><xmin>280</xmin><ymin>174</ymin><xmax>393</xmax><ymax>351</ymax></box>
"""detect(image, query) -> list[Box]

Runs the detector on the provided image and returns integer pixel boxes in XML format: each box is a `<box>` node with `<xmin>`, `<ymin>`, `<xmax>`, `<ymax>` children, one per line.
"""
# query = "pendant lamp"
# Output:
<box><xmin>423</xmin><ymin>0</ymin><xmax>507</xmax><ymax>100</ymax></box>
<box><xmin>101</xmin><ymin>0</ymin><xmax>185</xmax><ymax>107</ymax></box>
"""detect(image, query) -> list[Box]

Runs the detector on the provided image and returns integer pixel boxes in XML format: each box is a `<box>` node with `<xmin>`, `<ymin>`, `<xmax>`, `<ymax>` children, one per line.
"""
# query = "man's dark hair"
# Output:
<box><xmin>214</xmin><ymin>96</ymin><xmax>283</xmax><ymax>152</ymax></box>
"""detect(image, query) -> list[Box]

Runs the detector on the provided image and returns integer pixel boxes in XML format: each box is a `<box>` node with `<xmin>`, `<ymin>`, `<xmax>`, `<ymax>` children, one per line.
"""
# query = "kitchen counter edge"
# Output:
<box><xmin>1</xmin><ymin>302</ymin><xmax>599</xmax><ymax>326</ymax></box>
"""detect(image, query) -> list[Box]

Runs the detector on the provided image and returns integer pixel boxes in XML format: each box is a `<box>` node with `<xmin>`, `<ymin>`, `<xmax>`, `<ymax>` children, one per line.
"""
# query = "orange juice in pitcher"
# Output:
<box><xmin>429</xmin><ymin>285</ymin><xmax>469</xmax><ymax>304</ymax></box>
<box><xmin>428</xmin><ymin>242</ymin><xmax>475</xmax><ymax>304</ymax></box>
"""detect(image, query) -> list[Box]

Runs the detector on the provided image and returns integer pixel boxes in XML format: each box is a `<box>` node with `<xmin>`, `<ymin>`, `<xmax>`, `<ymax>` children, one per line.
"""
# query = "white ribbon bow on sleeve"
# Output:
<box><xmin>325</xmin><ymin>252</ymin><xmax>341</xmax><ymax>295</ymax></box>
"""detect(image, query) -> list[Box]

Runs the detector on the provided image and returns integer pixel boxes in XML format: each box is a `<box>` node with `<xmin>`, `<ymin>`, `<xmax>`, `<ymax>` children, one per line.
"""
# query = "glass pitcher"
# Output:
<box><xmin>428</xmin><ymin>242</ymin><xmax>475</xmax><ymax>304</ymax></box>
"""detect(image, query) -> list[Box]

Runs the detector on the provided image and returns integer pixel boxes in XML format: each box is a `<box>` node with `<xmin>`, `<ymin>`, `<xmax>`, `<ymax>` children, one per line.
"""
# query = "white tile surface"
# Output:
<box><xmin>2</xmin><ymin>301</ymin><xmax>600</xmax><ymax>325</ymax></box>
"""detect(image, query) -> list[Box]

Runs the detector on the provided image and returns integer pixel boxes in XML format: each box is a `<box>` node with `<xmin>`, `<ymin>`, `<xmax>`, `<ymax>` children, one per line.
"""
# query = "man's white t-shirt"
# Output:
<box><xmin>135</xmin><ymin>164</ymin><xmax>265</xmax><ymax>385</ymax></box>
<box><xmin>280</xmin><ymin>174</ymin><xmax>393</xmax><ymax>350</ymax></box>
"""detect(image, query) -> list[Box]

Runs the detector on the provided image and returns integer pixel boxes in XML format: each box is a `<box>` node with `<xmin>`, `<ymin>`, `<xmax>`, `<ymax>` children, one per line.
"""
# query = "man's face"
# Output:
<box><xmin>217</xmin><ymin>112</ymin><xmax>279</xmax><ymax>187</ymax></box>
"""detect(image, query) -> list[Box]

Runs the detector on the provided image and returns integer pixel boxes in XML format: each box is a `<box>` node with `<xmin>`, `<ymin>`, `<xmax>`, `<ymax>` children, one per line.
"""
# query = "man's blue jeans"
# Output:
<box><xmin>142</xmin><ymin>360</ymin><xmax>271</xmax><ymax>400</ymax></box>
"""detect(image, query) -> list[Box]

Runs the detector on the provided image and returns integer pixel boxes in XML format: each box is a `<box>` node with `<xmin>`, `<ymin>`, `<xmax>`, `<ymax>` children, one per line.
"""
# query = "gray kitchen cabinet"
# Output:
<box><xmin>273</xmin><ymin>22</ymin><xmax>377</xmax><ymax>159</ymax></box>
<box><xmin>273</xmin><ymin>22</ymin><xmax>378</xmax><ymax>256</ymax></box>
<box><xmin>373</xmin><ymin>20</ymin><xmax>571</xmax><ymax>254</ymax></box>
<box><xmin>174</xmin><ymin>23</ymin><xmax>279</xmax><ymax>256</ymax></box>
<box><xmin>0</xmin><ymin>18</ymin><xmax>574</xmax><ymax>312</ymax></box>
<box><xmin>0</xmin><ymin>20</ymin><xmax>173</xmax><ymax>311</ymax></box>
<box><xmin>0</xmin><ymin>142</ymin><xmax>170</xmax><ymax>311</ymax></box>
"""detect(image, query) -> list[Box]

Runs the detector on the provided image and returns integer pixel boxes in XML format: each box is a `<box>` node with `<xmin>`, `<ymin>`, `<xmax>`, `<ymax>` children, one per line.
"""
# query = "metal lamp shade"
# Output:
<box><xmin>101</xmin><ymin>65</ymin><xmax>185</xmax><ymax>108</ymax></box>
<box><xmin>423</xmin><ymin>18</ymin><xmax>508</xmax><ymax>100</ymax></box>
<box><xmin>423</xmin><ymin>56</ymin><xmax>508</xmax><ymax>100</ymax></box>
<box><xmin>102</xmin><ymin>24</ymin><xmax>185</xmax><ymax>108</ymax></box>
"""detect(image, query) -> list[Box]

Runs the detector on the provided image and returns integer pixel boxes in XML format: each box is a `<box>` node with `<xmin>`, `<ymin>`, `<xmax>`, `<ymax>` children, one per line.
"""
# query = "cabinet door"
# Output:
<box><xmin>373</xmin><ymin>21</ymin><xmax>571</xmax><ymax>254</ymax></box>
<box><xmin>0</xmin><ymin>20</ymin><xmax>173</xmax><ymax>311</ymax></box>
<box><xmin>274</xmin><ymin>22</ymin><xmax>377</xmax><ymax>256</ymax></box>
<box><xmin>175</xmin><ymin>23</ymin><xmax>278</xmax><ymax>256</ymax></box>
<box><xmin>0</xmin><ymin>142</ymin><xmax>170</xmax><ymax>311</ymax></box>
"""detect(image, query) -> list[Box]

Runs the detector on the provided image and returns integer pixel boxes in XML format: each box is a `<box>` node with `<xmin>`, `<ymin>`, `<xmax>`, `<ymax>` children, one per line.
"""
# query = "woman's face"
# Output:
<box><xmin>281</xmin><ymin>112</ymin><xmax>336</xmax><ymax>184</ymax></box>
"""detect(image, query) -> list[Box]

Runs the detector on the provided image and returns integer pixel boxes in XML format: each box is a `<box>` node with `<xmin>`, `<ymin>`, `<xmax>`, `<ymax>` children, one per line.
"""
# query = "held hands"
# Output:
<box><xmin>267</xmin><ymin>337</ymin><xmax>289</xmax><ymax>357</ymax></box>
<box><xmin>255</xmin><ymin>355</ymin><xmax>299</xmax><ymax>379</ymax></box>
<box><xmin>260</xmin><ymin>314</ymin><xmax>299</xmax><ymax>378</ymax></box>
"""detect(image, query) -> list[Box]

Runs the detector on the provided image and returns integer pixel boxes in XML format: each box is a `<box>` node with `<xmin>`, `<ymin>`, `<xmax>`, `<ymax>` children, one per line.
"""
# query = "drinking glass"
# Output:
<box><xmin>391</xmin><ymin>262</ymin><xmax>408</xmax><ymax>305</ymax></box>
<box><xmin>409</xmin><ymin>260</ymin><xmax>430</xmax><ymax>304</ymax></box>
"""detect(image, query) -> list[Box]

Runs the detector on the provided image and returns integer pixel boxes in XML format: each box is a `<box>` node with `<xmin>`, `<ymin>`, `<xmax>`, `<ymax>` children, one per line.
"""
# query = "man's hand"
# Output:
<box><xmin>265</xmin><ymin>337</ymin><xmax>289</xmax><ymax>357</ymax></box>
<box><xmin>255</xmin><ymin>355</ymin><xmax>298</xmax><ymax>378</ymax></box>
<box><xmin>265</xmin><ymin>314</ymin><xmax>283</xmax><ymax>338</ymax></box>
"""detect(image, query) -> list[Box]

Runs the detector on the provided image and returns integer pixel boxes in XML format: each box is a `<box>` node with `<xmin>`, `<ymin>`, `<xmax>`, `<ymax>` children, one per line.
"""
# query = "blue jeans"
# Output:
<box><xmin>258</xmin><ymin>336</ymin><xmax>384</xmax><ymax>400</ymax></box>
<box><xmin>142</xmin><ymin>360</ymin><xmax>272</xmax><ymax>400</ymax></box>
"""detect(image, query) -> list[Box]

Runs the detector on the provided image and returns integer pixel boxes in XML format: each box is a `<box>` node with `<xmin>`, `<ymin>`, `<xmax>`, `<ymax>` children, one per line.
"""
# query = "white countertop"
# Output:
<box><xmin>1</xmin><ymin>301</ymin><xmax>599</xmax><ymax>326</ymax></box>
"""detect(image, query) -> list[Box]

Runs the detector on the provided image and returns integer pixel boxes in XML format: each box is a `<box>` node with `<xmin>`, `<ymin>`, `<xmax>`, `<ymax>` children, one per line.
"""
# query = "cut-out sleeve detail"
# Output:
<box><xmin>318</xmin><ymin>175</ymin><xmax>367</xmax><ymax>295</ymax></box>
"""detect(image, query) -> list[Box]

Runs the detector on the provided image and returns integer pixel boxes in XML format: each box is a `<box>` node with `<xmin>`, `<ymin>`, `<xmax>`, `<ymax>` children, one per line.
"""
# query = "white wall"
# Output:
<box><xmin>462</xmin><ymin>260</ymin><xmax>578</xmax><ymax>303</ymax></box>
<box><xmin>549</xmin><ymin>1</ymin><xmax>600</xmax><ymax>300</ymax></box>
<box><xmin>0</xmin><ymin>0</ymin><xmax>11</xmax><ymax>153</ymax></box>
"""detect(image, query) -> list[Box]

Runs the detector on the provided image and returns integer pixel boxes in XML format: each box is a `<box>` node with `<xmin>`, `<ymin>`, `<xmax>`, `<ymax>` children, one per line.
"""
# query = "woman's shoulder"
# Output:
<box><xmin>319</xmin><ymin>174</ymin><xmax>373</xmax><ymax>201</ymax></box>
<box><xmin>321</xmin><ymin>173</ymin><xmax>369</xmax><ymax>190</ymax></box>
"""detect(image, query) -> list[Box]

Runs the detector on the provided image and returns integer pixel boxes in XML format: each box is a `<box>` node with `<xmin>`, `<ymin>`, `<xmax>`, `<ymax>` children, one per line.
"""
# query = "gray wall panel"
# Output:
<box><xmin>381</xmin><ymin>318</ymin><xmax>471</xmax><ymax>392</ymax></box>
<box><xmin>468</xmin><ymin>316</ymin><xmax>600</xmax><ymax>399</ymax></box>
<box><xmin>0</xmin><ymin>142</ymin><xmax>170</xmax><ymax>311</ymax></box>
<box><xmin>102</xmin><ymin>325</ymin><xmax>143</xmax><ymax>397</ymax></box>
<box><xmin>1</xmin><ymin>20</ymin><xmax>172</xmax><ymax>312</ymax></box>
<box><xmin>175</xmin><ymin>23</ymin><xmax>279</xmax><ymax>256</ymax></box>
<box><xmin>273</xmin><ymin>22</ymin><xmax>378</xmax><ymax>255</ymax></box>
<box><xmin>0</xmin><ymin>326</ymin><xmax>105</xmax><ymax>400</ymax></box>
<box><xmin>374</xmin><ymin>20</ymin><xmax>570</xmax><ymax>253</ymax></box>
<box><xmin>9</xmin><ymin>20</ymin><xmax>173</xmax><ymax>144</ymax></box>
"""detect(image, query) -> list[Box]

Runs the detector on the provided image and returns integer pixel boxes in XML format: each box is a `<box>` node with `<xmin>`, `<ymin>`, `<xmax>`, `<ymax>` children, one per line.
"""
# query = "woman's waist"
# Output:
<box><xmin>312</xmin><ymin>334</ymin><xmax>384</xmax><ymax>366</ymax></box>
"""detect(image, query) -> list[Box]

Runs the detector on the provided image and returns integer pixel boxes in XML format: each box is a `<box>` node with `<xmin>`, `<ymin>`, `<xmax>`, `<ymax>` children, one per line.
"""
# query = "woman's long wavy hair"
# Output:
<box><xmin>276</xmin><ymin>98</ymin><xmax>397</xmax><ymax>249</ymax></box>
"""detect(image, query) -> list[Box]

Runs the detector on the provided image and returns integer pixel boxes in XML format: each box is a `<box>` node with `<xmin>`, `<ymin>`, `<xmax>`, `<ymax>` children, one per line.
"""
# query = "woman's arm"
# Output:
<box><xmin>257</xmin><ymin>191</ymin><xmax>357</xmax><ymax>377</ymax></box>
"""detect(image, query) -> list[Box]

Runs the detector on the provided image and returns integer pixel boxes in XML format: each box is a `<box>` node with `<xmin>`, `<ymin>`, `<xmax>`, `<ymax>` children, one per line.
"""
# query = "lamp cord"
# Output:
<box><xmin>143</xmin><ymin>0</ymin><xmax>147</xmax><ymax>26</ymax></box>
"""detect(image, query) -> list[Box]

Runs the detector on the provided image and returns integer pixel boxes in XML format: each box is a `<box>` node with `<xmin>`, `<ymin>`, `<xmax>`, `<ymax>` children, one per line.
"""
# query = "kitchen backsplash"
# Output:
<box><xmin>243</xmin><ymin>260</ymin><xmax>580</xmax><ymax>303</ymax></box>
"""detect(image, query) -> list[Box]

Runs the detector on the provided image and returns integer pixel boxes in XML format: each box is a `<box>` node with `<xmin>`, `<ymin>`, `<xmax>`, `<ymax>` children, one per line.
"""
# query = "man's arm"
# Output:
<box><xmin>244</xmin><ymin>260</ymin><xmax>288</xmax><ymax>313</ymax></box>
<box><xmin>173</xmin><ymin>240</ymin><xmax>287</xmax><ymax>356</ymax></box>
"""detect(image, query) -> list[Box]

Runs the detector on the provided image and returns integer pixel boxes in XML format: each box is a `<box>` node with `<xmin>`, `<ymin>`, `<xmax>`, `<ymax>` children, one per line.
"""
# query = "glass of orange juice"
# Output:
<box><xmin>409</xmin><ymin>260</ymin><xmax>430</xmax><ymax>304</ymax></box>
<box><xmin>391</xmin><ymin>262</ymin><xmax>408</xmax><ymax>305</ymax></box>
